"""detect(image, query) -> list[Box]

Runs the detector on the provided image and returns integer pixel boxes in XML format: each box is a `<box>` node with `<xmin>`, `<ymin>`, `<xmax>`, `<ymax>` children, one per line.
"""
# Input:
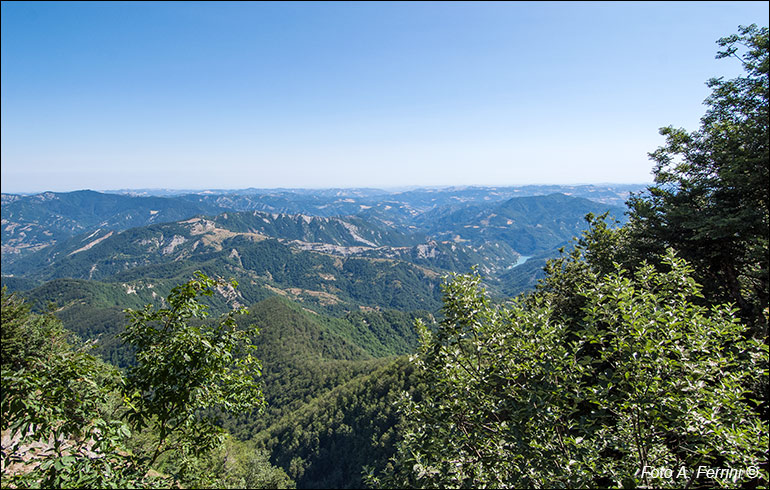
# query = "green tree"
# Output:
<box><xmin>120</xmin><ymin>271</ymin><xmax>265</xmax><ymax>483</ymax></box>
<box><xmin>626</xmin><ymin>24</ymin><xmax>769</xmax><ymax>334</ymax></box>
<box><xmin>2</xmin><ymin>286</ymin><xmax>61</xmax><ymax>370</ymax></box>
<box><xmin>372</xmin><ymin>254</ymin><xmax>767</xmax><ymax>488</ymax></box>
<box><xmin>1</xmin><ymin>287</ymin><xmax>146</xmax><ymax>488</ymax></box>
<box><xmin>2</xmin><ymin>274</ymin><xmax>283</xmax><ymax>488</ymax></box>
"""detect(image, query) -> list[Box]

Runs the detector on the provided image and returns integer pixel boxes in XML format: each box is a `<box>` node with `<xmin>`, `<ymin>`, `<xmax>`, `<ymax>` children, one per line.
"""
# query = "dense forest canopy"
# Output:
<box><xmin>1</xmin><ymin>25</ymin><xmax>768</xmax><ymax>489</ymax></box>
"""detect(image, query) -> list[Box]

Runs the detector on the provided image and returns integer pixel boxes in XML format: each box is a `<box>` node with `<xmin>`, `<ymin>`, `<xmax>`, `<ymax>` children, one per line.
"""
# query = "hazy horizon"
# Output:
<box><xmin>2</xmin><ymin>2</ymin><xmax>767</xmax><ymax>194</ymax></box>
<box><xmin>3</xmin><ymin>181</ymin><xmax>653</xmax><ymax>196</ymax></box>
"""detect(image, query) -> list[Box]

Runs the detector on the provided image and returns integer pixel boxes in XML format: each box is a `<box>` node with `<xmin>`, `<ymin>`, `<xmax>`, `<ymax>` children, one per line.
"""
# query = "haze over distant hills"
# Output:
<box><xmin>2</xmin><ymin>185</ymin><xmax>639</xmax><ymax>303</ymax></box>
<box><xmin>1</xmin><ymin>182</ymin><xmax>639</xmax><ymax>314</ymax></box>
<box><xmin>2</xmin><ymin>184</ymin><xmax>641</xmax><ymax>260</ymax></box>
<box><xmin>2</xmin><ymin>185</ymin><xmax>638</xmax><ymax>298</ymax></box>
<box><xmin>1</xmin><ymin>182</ymin><xmax>640</xmax><ymax>488</ymax></box>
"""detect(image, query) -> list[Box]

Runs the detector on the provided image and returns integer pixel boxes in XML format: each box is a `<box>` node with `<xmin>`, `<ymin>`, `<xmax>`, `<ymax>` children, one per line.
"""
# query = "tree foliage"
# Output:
<box><xmin>627</xmin><ymin>24</ymin><xmax>769</xmax><ymax>334</ymax></box>
<box><xmin>1</xmin><ymin>273</ymin><xmax>288</xmax><ymax>488</ymax></box>
<box><xmin>255</xmin><ymin>357</ymin><xmax>423</xmax><ymax>489</ymax></box>
<box><xmin>1</xmin><ymin>287</ymin><xmax>148</xmax><ymax>488</ymax></box>
<box><xmin>372</xmin><ymin>252</ymin><xmax>767</xmax><ymax>488</ymax></box>
<box><xmin>121</xmin><ymin>271</ymin><xmax>265</xmax><ymax>475</ymax></box>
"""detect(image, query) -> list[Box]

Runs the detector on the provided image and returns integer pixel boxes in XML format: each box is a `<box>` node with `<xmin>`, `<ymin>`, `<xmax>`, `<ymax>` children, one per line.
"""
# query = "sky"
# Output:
<box><xmin>1</xmin><ymin>1</ymin><xmax>768</xmax><ymax>193</ymax></box>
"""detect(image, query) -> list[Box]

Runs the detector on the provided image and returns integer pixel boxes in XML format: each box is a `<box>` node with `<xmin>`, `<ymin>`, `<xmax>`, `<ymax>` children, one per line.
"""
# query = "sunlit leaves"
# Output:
<box><xmin>375</xmin><ymin>250</ymin><xmax>767</xmax><ymax>488</ymax></box>
<box><xmin>2</xmin><ymin>272</ymin><xmax>269</xmax><ymax>488</ymax></box>
<box><xmin>121</xmin><ymin>271</ymin><xmax>265</xmax><ymax>478</ymax></box>
<box><xmin>627</xmin><ymin>24</ymin><xmax>769</xmax><ymax>335</ymax></box>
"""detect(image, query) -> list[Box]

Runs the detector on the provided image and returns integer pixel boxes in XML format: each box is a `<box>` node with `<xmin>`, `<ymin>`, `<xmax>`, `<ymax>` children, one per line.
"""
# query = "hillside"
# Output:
<box><xmin>0</xmin><ymin>185</ymin><xmax>634</xmax><ymax>489</ymax></box>
<box><xmin>251</xmin><ymin>357</ymin><xmax>421</xmax><ymax>488</ymax></box>
<box><xmin>1</xmin><ymin>190</ymin><xmax>220</xmax><ymax>260</ymax></box>
<box><xmin>2</xmin><ymin>185</ymin><xmax>639</xmax><ymax>263</ymax></box>
<box><xmin>418</xmin><ymin>193</ymin><xmax>626</xmax><ymax>254</ymax></box>
<box><xmin>2</xmin><ymin>190</ymin><xmax>628</xmax><ymax>303</ymax></box>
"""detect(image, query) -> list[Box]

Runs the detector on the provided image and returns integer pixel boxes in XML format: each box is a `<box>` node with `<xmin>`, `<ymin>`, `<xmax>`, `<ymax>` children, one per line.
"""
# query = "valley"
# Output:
<box><xmin>1</xmin><ymin>184</ymin><xmax>637</xmax><ymax>487</ymax></box>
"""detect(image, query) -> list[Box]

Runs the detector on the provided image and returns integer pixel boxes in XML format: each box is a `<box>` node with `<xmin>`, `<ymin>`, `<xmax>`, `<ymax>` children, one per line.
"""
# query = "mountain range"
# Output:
<box><xmin>1</xmin><ymin>184</ymin><xmax>641</xmax><ymax>487</ymax></box>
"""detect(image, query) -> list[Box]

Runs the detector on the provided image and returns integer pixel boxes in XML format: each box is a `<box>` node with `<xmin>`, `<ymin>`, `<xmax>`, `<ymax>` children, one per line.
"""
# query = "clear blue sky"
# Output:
<box><xmin>1</xmin><ymin>1</ymin><xmax>768</xmax><ymax>193</ymax></box>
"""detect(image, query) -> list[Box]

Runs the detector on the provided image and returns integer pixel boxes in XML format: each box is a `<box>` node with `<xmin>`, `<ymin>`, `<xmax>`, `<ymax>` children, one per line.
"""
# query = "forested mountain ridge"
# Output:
<box><xmin>416</xmin><ymin>193</ymin><xmax>625</xmax><ymax>255</ymax></box>
<box><xmin>2</xmin><ymin>211</ymin><xmax>422</xmax><ymax>281</ymax></box>
<box><xmin>1</xmin><ymin>190</ymin><xmax>221</xmax><ymax>259</ymax></box>
<box><xmin>2</xmin><ymin>192</ymin><xmax>625</xmax><ymax>304</ymax></box>
<box><xmin>2</xmin><ymin>185</ymin><xmax>639</xmax><ymax>264</ymax></box>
